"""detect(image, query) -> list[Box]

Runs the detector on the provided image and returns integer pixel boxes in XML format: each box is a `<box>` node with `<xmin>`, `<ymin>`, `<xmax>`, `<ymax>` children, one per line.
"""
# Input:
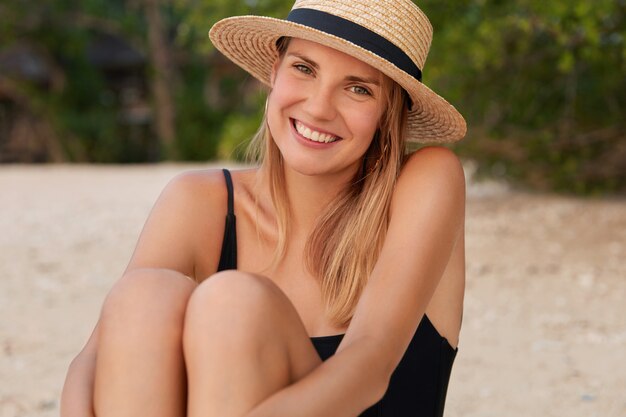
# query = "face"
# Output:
<box><xmin>267</xmin><ymin>38</ymin><xmax>386</xmax><ymax>179</ymax></box>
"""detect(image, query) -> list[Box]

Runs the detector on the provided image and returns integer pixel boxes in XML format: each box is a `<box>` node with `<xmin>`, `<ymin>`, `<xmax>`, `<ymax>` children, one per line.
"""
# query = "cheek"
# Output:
<box><xmin>266</xmin><ymin>84</ymin><xmax>288</xmax><ymax>132</ymax></box>
<box><xmin>270</xmin><ymin>69</ymin><xmax>302</xmax><ymax>105</ymax></box>
<box><xmin>348</xmin><ymin>105</ymin><xmax>382</xmax><ymax>143</ymax></box>
<box><xmin>267</xmin><ymin>76</ymin><xmax>299</xmax><ymax>129</ymax></box>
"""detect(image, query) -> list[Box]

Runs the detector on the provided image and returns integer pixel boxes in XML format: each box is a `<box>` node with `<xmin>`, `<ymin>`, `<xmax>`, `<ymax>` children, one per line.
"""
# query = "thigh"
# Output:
<box><xmin>94</xmin><ymin>268</ymin><xmax>197</xmax><ymax>417</ymax></box>
<box><xmin>251</xmin><ymin>273</ymin><xmax>325</xmax><ymax>381</ymax></box>
<box><xmin>189</xmin><ymin>270</ymin><xmax>323</xmax><ymax>380</ymax></box>
<box><xmin>183</xmin><ymin>270</ymin><xmax>323</xmax><ymax>416</ymax></box>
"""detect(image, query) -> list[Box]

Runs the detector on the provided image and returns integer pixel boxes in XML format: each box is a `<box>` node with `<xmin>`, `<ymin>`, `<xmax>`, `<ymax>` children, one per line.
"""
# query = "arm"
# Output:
<box><xmin>246</xmin><ymin>147</ymin><xmax>466</xmax><ymax>417</ymax></box>
<box><xmin>60</xmin><ymin>170</ymin><xmax>226</xmax><ymax>415</ymax></box>
<box><xmin>246</xmin><ymin>336</ymin><xmax>388</xmax><ymax>417</ymax></box>
<box><xmin>123</xmin><ymin>169</ymin><xmax>227</xmax><ymax>277</ymax></box>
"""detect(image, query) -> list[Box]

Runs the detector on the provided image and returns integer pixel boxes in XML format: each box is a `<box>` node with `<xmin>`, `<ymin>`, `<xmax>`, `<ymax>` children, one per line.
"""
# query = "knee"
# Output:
<box><xmin>189</xmin><ymin>270</ymin><xmax>283</xmax><ymax>310</ymax></box>
<box><xmin>99</xmin><ymin>268</ymin><xmax>197</xmax><ymax>333</ymax></box>
<box><xmin>184</xmin><ymin>270</ymin><xmax>287</xmax><ymax>332</ymax></box>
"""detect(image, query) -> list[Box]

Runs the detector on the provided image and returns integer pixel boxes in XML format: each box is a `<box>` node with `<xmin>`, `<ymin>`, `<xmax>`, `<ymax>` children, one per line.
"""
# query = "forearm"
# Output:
<box><xmin>245</xmin><ymin>338</ymin><xmax>387</xmax><ymax>417</ymax></box>
<box><xmin>60</xmin><ymin>350</ymin><xmax>96</xmax><ymax>417</ymax></box>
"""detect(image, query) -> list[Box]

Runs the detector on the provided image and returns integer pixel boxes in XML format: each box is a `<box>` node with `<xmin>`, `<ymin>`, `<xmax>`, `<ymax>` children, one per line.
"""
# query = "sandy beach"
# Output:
<box><xmin>0</xmin><ymin>163</ymin><xmax>624</xmax><ymax>417</ymax></box>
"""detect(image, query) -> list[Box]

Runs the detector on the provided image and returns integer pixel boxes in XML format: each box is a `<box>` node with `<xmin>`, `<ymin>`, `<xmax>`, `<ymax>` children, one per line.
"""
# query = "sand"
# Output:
<box><xmin>0</xmin><ymin>163</ymin><xmax>624</xmax><ymax>417</ymax></box>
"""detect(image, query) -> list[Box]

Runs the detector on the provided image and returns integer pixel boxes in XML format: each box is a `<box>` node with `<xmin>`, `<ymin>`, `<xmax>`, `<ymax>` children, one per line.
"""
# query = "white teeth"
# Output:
<box><xmin>295</xmin><ymin>120</ymin><xmax>338</xmax><ymax>143</ymax></box>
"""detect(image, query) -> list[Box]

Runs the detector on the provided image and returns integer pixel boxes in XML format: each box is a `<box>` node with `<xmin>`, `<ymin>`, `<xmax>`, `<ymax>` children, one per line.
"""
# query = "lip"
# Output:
<box><xmin>289</xmin><ymin>118</ymin><xmax>342</xmax><ymax>149</ymax></box>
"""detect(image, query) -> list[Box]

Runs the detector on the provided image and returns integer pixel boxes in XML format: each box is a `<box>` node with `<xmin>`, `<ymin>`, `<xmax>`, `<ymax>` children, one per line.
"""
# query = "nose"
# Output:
<box><xmin>302</xmin><ymin>84</ymin><xmax>337</xmax><ymax>121</ymax></box>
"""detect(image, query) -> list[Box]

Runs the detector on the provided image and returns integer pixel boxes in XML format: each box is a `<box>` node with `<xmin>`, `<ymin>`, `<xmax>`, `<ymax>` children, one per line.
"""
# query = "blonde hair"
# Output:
<box><xmin>246</xmin><ymin>38</ymin><xmax>409</xmax><ymax>327</ymax></box>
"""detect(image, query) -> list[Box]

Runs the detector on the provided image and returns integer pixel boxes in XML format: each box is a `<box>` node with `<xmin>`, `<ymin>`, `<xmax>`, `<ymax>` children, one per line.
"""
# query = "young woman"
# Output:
<box><xmin>61</xmin><ymin>0</ymin><xmax>467</xmax><ymax>416</ymax></box>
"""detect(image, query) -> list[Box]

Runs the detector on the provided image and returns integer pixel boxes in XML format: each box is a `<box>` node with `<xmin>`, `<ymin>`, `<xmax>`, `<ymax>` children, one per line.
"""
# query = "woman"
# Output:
<box><xmin>61</xmin><ymin>0</ymin><xmax>467</xmax><ymax>416</ymax></box>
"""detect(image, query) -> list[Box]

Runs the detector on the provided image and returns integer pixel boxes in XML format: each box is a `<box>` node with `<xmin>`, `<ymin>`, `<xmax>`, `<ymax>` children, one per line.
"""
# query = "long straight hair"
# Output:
<box><xmin>246</xmin><ymin>38</ymin><xmax>409</xmax><ymax>326</ymax></box>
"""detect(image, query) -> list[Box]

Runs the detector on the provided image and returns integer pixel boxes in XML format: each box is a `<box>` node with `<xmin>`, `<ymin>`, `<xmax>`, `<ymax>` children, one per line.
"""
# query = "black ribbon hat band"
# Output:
<box><xmin>286</xmin><ymin>8</ymin><xmax>423</xmax><ymax>82</ymax></box>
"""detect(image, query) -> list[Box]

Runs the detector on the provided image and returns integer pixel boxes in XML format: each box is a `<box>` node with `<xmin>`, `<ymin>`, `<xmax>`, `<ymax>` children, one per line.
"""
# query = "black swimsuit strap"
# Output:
<box><xmin>223</xmin><ymin>168</ymin><xmax>234</xmax><ymax>216</ymax></box>
<box><xmin>217</xmin><ymin>169</ymin><xmax>237</xmax><ymax>271</ymax></box>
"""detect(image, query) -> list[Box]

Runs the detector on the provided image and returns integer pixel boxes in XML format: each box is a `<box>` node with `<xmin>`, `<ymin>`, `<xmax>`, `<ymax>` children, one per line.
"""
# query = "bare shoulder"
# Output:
<box><xmin>389</xmin><ymin>146</ymin><xmax>466</xmax><ymax>243</ymax></box>
<box><xmin>155</xmin><ymin>168</ymin><xmax>230</xmax><ymax>229</ymax></box>
<box><xmin>393</xmin><ymin>146</ymin><xmax>466</xmax><ymax>208</ymax></box>
<box><xmin>125</xmin><ymin>168</ymin><xmax>231</xmax><ymax>280</ymax></box>
<box><xmin>165</xmin><ymin>167</ymin><xmax>227</xmax><ymax>192</ymax></box>
<box><xmin>166</xmin><ymin>166</ymin><xmax>255</xmax><ymax>199</ymax></box>
<box><xmin>162</xmin><ymin>168</ymin><xmax>228</xmax><ymax>207</ymax></box>
<box><xmin>400</xmin><ymin>146</ymin><xmax>465</xmax><ymax>185</ymax></box>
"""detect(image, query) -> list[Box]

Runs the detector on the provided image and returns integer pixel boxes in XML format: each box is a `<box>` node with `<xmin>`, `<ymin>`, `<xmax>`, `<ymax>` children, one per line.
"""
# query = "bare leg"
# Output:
<box><xmin>93</xmin><ymin>268</ymin><xmax>196</xmax><ymax>417</ymax></box>
<box><xmin>183</xmin><ymin>270</ymin><xmax>322</xmax><ymax>417</ymax></box>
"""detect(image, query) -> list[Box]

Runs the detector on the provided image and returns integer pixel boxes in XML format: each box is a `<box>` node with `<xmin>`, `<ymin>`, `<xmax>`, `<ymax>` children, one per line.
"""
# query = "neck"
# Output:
<box><xmin>258</xmin><ymin>163</ymin><xmax>357</xmax><ymax>236</ymax></box>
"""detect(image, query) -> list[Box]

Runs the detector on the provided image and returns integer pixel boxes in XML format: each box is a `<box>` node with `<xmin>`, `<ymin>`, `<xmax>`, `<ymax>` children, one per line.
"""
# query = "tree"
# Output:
<box><xmin>145</xmin><ymin>0</ymin><xmax>177</xmax><ymax>158</ymax></box>
<box><xmin>421</xmin><ymin>0</ymin><xmax>626</xmax><ymax>194</ymax></box>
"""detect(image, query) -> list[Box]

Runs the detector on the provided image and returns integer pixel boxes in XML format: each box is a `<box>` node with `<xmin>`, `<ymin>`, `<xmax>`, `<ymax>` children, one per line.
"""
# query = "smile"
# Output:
<box><xmin>293</xmin><ymin>119</ymin><xmax>340</xmax><ymax>144</ymax></box>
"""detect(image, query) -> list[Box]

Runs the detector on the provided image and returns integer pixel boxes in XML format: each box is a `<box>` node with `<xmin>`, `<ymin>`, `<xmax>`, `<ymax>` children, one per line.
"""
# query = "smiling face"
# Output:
<box><xmin>266</xmin><ymin>38</ymin><xmax>386</xmax><ymax>179</ymax></box>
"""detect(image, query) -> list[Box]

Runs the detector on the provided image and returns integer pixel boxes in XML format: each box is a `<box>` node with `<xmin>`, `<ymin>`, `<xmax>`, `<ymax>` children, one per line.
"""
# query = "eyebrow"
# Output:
<box><xmin>287</xmin><ymin>52</ymin><xmax>319</xmax><ymax>69</ymax></box>
<box><xmin>286</xmin><ymin>52</ymin><xmax>381</xmax><ymax>86</ymax></box>
<box><xmin>345</xmin><ymin>75</ymin><xmax>380</xmax><ymax>86</ymax></box>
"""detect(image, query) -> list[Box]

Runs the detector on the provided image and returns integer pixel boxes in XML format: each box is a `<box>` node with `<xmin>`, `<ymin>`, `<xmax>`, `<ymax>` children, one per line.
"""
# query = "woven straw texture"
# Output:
<box><xmin>209</xmin><ymin>0</ymin><xmax>467</xmax><ymax>143</ymax></box>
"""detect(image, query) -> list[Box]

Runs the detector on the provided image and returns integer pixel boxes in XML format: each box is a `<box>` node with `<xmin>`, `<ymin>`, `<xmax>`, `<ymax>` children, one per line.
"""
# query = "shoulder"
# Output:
<box><xmin>164</xmin><ymin>167</ymin><xmax>254</xmax><ymax>198</ymax></box>
<box><xmin>158</xmin><ymin>167</ymin><xmax>235</xmax><ymax>238</ymax></box>
<box><xmin>163</xmin><ymin>168</ymin><xmax>228</xmax><ymax>198</ymax></box>
<box><xmin>400</xmin><ymin>146</ymin><xmax>465</xmax><ymax>185</ymax></box>
<box><xmin>394</xmin><ymin>146</ymin><xmax>465</xmax><ymax>202</ymax></box>
<box><xmin>156</xmin><ymin>168</ymin><xmax>232</xmax><ymax>215</ymax></box>
<box><xmin>126</xmin><ymin>168</ymin><xmax>233</xmax><ymax>277</ymax></box>
<box><xmin>142</xmin><ymin>168</ymin><xmax>233</xmax><ymax>274</ymax></box>
<box><xmin>390</xmin><ymin>146</ymin><xmax>465</xmax><ymax>221</ymax></box>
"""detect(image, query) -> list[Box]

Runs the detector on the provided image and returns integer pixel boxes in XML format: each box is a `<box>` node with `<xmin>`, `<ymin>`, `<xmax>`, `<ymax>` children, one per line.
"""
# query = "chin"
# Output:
<box><xmin>284</xmin><ymin>159</ymin><xmax>331</xmax><ymax>177</ymax></box>
<box><xmin>284</xmin><ymin>156</ymin><xmax>361</xmax><ymax>179</ymax></box>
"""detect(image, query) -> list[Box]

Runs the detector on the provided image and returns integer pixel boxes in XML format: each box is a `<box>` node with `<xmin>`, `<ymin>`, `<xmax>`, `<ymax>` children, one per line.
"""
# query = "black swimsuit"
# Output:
<box><xmin>216</xmin><ymin>169</ymin><xmax>457</xmax><ymax>417</ymax></box>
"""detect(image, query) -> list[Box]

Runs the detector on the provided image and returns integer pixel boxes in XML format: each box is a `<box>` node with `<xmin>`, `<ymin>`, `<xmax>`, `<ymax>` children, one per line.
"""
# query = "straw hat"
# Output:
<box><xmin>209</xmin><ymin>0</ymin><xmax>467</xmax><ymax>143</ymax></box>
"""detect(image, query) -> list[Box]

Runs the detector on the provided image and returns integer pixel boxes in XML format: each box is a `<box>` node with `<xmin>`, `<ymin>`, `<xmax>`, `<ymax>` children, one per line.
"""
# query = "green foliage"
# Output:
<box><xmin>174</xmin><ymin>62</ymin><xmax>223</xmax><ymax>161</ymax></box>
<box><xmin>1</xmin><ymin>0</ymin><xmax>623</xmax><ymax>194</ymax></box>
<box><xmin>1</xmin><ymin>0</ymin><xmax>150</xmax><ymax>162</ymax></box>
<box><xmin>217</xmin><ymin>90</ymin><xmax>266</xmax><ymax>160</ymax></box>
<box><xmin>421</xmin><ymin>0</ymin><xmax>626</xmax><ymax>194</ymax></box>
<box><xmin>173</xmin><ymin>0</ymin><xmax>292</xmax><ymax>53</ymax></box>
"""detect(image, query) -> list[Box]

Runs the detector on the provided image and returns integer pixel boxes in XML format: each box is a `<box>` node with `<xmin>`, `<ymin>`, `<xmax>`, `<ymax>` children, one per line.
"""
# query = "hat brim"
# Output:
<box><xmin>209</xmin><ymin>15</ymin><xmax>467</xmax><ymax>143</ymax></box>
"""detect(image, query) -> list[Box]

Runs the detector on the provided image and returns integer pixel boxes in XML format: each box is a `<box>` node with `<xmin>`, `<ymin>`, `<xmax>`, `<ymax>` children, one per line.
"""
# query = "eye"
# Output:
<box><xmin>293</xmin><ymin>64</ymin><xmax>313</xmax><ymax>75</ymax></box>
<box><xmin>350</xmin><ymin>85</ymin><xmax>372</xmax><ymax>96</ymax></box>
